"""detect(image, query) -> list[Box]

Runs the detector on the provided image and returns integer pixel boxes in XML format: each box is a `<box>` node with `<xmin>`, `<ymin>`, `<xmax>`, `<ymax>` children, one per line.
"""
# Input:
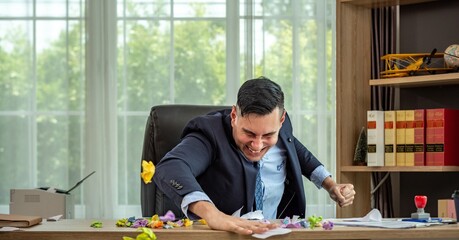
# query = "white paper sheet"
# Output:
<box><xmin>0</xmin><ymin>227</ymin><xmax>21</xmax><ymax>232</ymax></box>
<box><xmin>252</xmin><ymin>228</ymin><xmax>292</xmax><ymax>239</ymax></box>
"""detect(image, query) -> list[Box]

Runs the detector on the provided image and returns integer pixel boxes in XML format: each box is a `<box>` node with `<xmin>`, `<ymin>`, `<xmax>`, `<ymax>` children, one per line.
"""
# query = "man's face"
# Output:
<box><xmin>231</xmin><ymin>105</ymin><xmax>285</xmax><ymax>162</ymax></box>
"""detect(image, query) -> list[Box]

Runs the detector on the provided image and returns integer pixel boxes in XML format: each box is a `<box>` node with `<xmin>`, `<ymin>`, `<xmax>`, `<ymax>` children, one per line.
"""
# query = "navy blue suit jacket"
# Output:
<box><xmin>153</xmin><ymin>108</ymin><xmax>323</xmax><ymax>218</ymax></box>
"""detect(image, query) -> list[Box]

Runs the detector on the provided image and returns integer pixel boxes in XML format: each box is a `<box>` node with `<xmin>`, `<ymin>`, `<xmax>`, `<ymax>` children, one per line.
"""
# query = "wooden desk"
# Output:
<box><xmin>1</xmin><ymin>219</ymin><xmax>458</xmax><ymax>240</ymax></box>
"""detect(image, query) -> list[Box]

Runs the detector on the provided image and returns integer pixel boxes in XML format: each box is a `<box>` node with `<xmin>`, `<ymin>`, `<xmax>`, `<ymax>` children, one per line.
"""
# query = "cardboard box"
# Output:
<box><xmin>438</xmin><ymin>199</ymin><xmax>457</xmax><ymax>219</ymax></box>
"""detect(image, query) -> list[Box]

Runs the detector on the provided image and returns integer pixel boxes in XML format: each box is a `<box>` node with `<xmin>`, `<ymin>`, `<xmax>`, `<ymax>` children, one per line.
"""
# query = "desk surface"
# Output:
<box><xmin>1</xmin><ymin>219</ymin><xmax>458</xmax><ymax>240</ymax></box>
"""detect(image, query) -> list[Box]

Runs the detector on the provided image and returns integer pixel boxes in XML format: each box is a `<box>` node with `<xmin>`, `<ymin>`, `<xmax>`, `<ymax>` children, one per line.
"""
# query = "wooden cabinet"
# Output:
<box><xmin>335</xmin><ymin>0</ymin><xmax>459</xmax><ymax>218</ymax></box>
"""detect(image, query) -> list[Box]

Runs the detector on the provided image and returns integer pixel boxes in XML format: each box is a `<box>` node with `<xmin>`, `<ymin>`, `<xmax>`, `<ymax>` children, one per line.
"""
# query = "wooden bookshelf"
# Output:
<box><xmin>341</xmin><ymin>166</ymin><xmax>459</xmax><ymax>172</ymax></box>
<box><xmin>335</xmin><ymin>0</ymin><xmax>458</xmax><ymax>218</ymax></box>
<box><xmin>340</xmin><ymin>0</ymin><xmax>442</xmax><ymax>8</ymax></box>
<box><xmin>369</xmin><ymin>72</ymin><xmax>459</xmax><ymax>88</ymax></box>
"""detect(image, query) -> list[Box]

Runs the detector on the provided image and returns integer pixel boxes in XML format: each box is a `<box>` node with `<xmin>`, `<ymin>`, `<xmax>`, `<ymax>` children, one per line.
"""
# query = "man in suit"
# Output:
<box><xmin>153</xmin><ymin>77</ymin><xmax>355</xmax><ymax>235</ymax></box>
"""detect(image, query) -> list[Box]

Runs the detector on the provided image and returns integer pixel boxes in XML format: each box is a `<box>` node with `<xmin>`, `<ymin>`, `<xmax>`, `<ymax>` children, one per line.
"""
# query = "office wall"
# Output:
<box><xmin>398</xmin><ymin>0</ymin><xmax>459</xmax><ymax>218</ymax></box>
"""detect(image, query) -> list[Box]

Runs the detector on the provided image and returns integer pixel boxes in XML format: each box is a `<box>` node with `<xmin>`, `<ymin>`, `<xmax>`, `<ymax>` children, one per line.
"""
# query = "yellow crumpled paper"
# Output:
<box><xmin>141</xmin><ymin>160</ymin><xmax>155</xmax><ymax>184</ymax></box>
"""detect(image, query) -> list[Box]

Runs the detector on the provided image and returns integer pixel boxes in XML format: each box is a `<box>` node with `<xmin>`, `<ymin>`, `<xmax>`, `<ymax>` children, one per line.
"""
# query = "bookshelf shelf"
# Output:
<box><xmin>369</xmin><ymin>72</ymin><xmax>459</xmax><ymax>88</ymax></box>
<box><xmin>341</xmin><ymin>166</ymin><xmax>459</xmax><ymax>172</ymax></box>
<box><xmin>340</xmin><ymin>0</ymin><xmax>437</xmax><ymax>8</ymax></box>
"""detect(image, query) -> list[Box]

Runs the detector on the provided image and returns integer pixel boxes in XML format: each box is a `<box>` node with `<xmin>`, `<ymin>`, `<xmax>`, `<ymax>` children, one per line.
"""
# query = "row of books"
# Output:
<box><xmin>367</xmin><ymin>108</ymin><xmax>459</xmax><ymax>167</ymax></box>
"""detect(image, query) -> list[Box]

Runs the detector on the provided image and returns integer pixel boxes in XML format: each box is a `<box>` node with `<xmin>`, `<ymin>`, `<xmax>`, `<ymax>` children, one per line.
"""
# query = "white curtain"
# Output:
<box><xmin>84</xmin><ymin>0</ymin><xmax>119</xmax><ymax>219</ymax></box>
<box><xmin>0</xmin><ymin>0</ymin><xmax>335</xmax><ymax>220</ymax></box>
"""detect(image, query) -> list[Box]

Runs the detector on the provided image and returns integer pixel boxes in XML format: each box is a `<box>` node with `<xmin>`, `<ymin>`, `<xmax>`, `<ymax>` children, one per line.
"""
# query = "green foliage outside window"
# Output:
<box><xmin>0</xmin><ymin>1</ymin><xmax>335</xmax><ymax>214</ymax></box>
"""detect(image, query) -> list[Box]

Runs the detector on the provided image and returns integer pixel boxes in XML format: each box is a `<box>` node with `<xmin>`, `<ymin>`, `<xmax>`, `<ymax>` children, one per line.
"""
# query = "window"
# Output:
<box><xmin>0</xmin><ymin>0</ymin><xmax>85</xmax><ymax>214</ymax></box>
<box><xmin>0</xmin><ymin>0</ymin><xmax>335</xmax><ymax>219</ymax></box>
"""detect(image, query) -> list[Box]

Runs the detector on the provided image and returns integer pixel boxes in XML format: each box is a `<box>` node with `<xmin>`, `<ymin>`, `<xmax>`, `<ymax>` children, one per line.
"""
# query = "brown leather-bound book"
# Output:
<box><xmin>0</xmin><ymin>213</ymin><xmax>42</xmax><ymax>227</ymax></box>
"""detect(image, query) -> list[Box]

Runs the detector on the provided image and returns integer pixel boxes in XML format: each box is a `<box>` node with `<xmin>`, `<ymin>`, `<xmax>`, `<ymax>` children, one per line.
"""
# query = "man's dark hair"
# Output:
<box><xmin>236</xmin><ymin>76</ymin><xmax>284</xmax><ymax>117</ymax></box>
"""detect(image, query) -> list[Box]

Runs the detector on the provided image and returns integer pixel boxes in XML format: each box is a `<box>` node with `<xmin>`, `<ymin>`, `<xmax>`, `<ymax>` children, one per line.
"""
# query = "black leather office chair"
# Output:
<box><xmin>140</xmin><ymin>104</ymin><xmax>229</xmax><ymax>217</ymax></box>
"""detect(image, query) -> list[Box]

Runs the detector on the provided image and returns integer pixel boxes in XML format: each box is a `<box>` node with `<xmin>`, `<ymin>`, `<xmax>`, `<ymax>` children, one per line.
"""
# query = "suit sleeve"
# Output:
<box><xmin>282</xmin><ymin>113</ymin><xmax>323</xmax><ymax>180</ymax></box>
<box><xmin>153</xmin><ymin>132</ymin><xmax>214</xmax><ymax>208</ymax></box>
<box><xmin>293</xmin><ymin>136</ymin><xmax>323</xmax><ymax>180</ymax></box>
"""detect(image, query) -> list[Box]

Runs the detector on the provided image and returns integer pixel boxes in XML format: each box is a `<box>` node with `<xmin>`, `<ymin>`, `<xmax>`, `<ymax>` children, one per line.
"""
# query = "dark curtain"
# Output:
<box><xmin>370</xmin><ymin>6</ymin><xmax>397</xmax><ymax>218</ymax></box>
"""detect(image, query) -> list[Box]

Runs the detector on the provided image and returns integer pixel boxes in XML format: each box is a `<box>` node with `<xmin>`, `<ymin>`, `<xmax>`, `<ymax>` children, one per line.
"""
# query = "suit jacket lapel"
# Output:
<box><xmin>241</xmin><ymin>157</ymin><xmax>258</xmax><ymax>214</ymax></box>
<box><xmin>224</xmin><ymin>113</ymin><xmax>258</xmax><ymax>214</ymax></box>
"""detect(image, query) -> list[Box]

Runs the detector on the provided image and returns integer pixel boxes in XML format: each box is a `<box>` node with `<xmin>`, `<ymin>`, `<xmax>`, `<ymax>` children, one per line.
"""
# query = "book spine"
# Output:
<box><xmin>433</xmin><ymin>109</ymin><xmax>445</xmax><ymax>166</ymax></box>
<box><xmin>384</xmin><ymin>111</ymin><xmax>396</xmax><ymax>166</ymax></box>
<box><xmin>367</xmin><ymin>110</ymin><xmax>385</xmax><ymax>166</ymax></box>
<box><xmin>425</xmin><ymin>109</ymin><xmax>436</xmax><ymax>166</ymax></box>
<box><xmin>437</xmin><ymin>109</ymin><xmax>459</xmax><ymax>166</ymax></box>
<box><xmin>405</xmin><ymin>110</ymin><xmax>415</xmax><ymax>166</ymax></box>
<box><xmin>414</xmin><ymin>109</ymin><xmax>425</xmax><ymax>166</ymax></box>
<box><xmin>395</xmin><ymin>110</ymin><xmax>406</xmax><ymax>166</ymax></box>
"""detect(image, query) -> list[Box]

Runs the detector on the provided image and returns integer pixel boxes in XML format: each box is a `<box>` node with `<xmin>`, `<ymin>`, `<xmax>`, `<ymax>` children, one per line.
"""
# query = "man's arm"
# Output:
<box><xmin>181</xmin><ymin>191</ymin><xmax>212</xmax><ymax>219</ymax></box>
<box><xmin>153</xmin><ymin>134</ymin><xmax>214</xmax><ymax>209</ymax></box>
<box><xmin>188</xmin><ymin>201</ymin><xmax>278</xmax><ymax>235</ymax></box>
<box><xmin>322</xmin><ymin>176</ymin><xmax>355</xmax><ymax>207</ymax></box>
<box><xmin>155</xmin><ymin>132</ymin><xmax>276</xmax><ymax>235</ymax></box>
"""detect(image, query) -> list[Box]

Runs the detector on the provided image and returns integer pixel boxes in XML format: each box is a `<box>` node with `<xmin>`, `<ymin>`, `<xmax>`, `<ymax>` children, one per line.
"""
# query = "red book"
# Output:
<box><xmin>413</xmin><ymin>109</ymin><xmax>425</xmax><ymax>166</ymax></box>
<box><xmin>426</xmin><ymin>108</ymin><xmax>459</xmax><ymax>166</ymax></box>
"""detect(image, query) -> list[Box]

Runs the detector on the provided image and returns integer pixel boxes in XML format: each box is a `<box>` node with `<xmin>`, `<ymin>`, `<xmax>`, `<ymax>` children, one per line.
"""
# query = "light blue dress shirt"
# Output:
<box><xmin>257</xmin><ymin>142</ymin><xmax>286</xmax><ymax>219</ymax></box>
<box><xmin>181</xmin><ymin>142</ymin><xmax>331</xmax><ymax>219</ymax></box>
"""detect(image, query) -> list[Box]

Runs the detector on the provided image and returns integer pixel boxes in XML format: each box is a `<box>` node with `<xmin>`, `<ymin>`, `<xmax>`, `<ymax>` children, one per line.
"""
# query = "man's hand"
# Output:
<box><xmin>189</xmin><ymin>201</ymin><xmax>278</xmax><ymax>235</ymax></box>
<box><xmin>322</xmin><ymin>177</ymin><xmax>355</xmax><ymax>207</ymax></box>
<box><xmin>329</xmin><ymin>183</ymin><xmax>355</xmax><ymax>207</ymax></box>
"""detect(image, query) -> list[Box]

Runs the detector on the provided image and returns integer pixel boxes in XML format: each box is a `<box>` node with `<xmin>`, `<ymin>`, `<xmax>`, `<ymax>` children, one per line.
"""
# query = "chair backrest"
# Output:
<box><xmin>140</xmin><ymin>104</ymin><xmax>229</xmax><ymax>217</ymax></box>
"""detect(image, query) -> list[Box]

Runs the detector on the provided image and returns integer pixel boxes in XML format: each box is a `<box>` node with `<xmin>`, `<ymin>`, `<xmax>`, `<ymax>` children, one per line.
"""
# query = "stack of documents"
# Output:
<box><xmin>332</xmin><ymin>209</ymin><xmax>443</xmax><ymax>229</ymax></box>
